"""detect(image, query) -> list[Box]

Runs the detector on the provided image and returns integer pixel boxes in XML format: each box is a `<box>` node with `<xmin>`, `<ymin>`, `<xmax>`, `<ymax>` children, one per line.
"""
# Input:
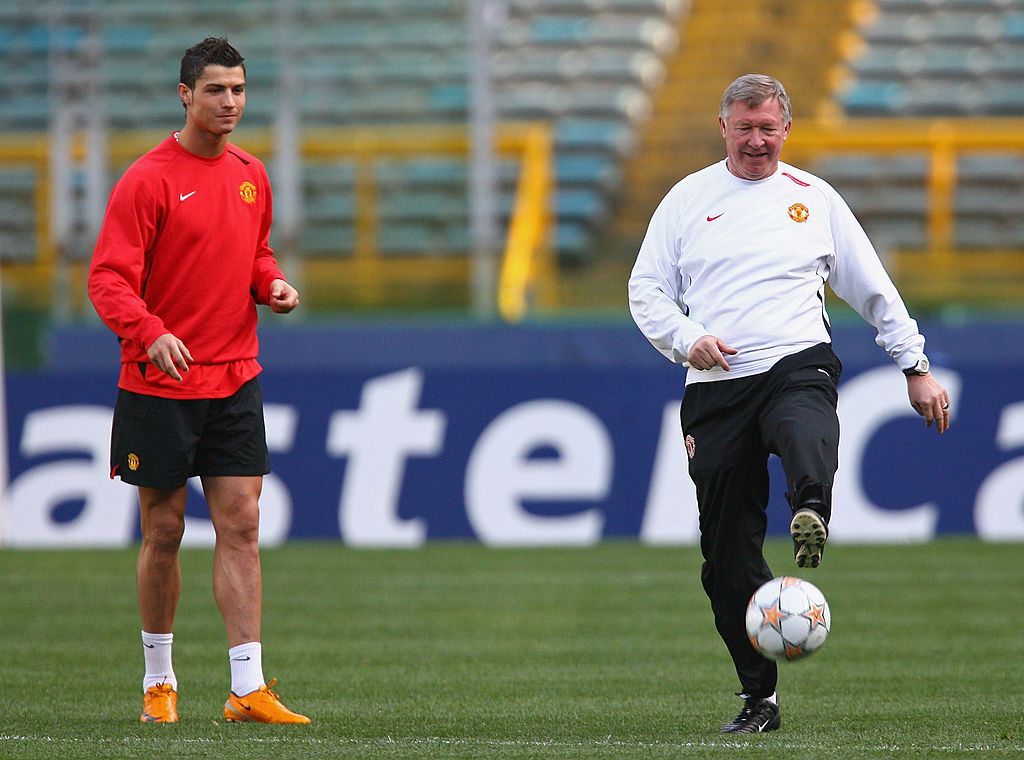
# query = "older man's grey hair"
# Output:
<box><xmin>719</xmin><ymin>74</ymin><xmax>792</xmax><ymax>123</ymax></box>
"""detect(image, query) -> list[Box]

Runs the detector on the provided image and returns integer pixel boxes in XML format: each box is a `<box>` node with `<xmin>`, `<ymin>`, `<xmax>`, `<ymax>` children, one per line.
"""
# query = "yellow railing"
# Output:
<box><xmin>785</xmin><ymin>118</ymin><xmax>1024</xmax><ymax>304</ymax></box>
<box><xmin>498</xmin><ymin>124</ymin><xmax>557</xmax><ymax>321</ymax></box>
<box><xmin>0</xmin><ymin>123</ymin><xmax>557</xmax><ymax>319</ymax></box>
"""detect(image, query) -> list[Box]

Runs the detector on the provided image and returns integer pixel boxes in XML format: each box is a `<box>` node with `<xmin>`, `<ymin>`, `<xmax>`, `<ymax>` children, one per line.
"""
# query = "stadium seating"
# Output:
<box><xmin>0</xmin><ymin>168</ymin><xmax>36</xmax><ymax>262</ymax></box>
<box><xmin>0</xmin><ymin>0</ymin><xmax>685</xmax><ymax>271</ymax></box>
<box><xmin>840</xmin><ymin>1</ymin><xmax>1024</xmax><ymax>116</ymax></box>
<box><xmin>827</xmin><ymin>0</ymin><xmax>1024</xmax><ymax>252</ymax></box>
<box><xmin>8</xmin><ymin>0</ymin><xmax>1022</xmax><ymax>305</ymax></box>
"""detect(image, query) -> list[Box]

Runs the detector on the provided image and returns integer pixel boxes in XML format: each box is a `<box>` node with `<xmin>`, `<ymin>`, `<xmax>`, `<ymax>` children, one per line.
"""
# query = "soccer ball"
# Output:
<box><xmin>745</xmin><ymin>576</ymin><xmax>830</xmax><ymax>662</ymax></box>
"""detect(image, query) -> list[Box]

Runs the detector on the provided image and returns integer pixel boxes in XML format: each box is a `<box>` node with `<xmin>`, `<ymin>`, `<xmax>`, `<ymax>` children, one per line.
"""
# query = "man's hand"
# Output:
<box><xmin>147</xmin><ymin>333</ymin><xmax>193</xmax><ymax>382</ymax></box>
<box><xmin>907</xmin><ymin>373</ymin><xmax>951</xmax><ymax>434</ymax></box>
<box><xmin>688</xmin><ymin>334</ymin><xmax>738</xmax><ymax>371</ymax></box>
<box><xmin>268</xmin><ymin>278</ymin><xmax>299</xmax><ymax>313</ymax></box>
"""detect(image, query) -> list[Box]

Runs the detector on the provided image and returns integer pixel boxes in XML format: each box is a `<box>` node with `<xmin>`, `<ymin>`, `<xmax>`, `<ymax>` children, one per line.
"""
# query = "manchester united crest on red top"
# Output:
<box><xmin>239</xmin><ymin>181</ymin><xmax>257</xmax><ymax>204</ymax></box>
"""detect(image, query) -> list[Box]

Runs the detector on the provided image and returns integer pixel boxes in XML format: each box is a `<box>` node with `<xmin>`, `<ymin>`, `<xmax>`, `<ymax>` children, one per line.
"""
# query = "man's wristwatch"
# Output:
<box><xmin>902</xmin><ymin>355</ymin><xmax>930</xmax><ymax>376</ymax></box>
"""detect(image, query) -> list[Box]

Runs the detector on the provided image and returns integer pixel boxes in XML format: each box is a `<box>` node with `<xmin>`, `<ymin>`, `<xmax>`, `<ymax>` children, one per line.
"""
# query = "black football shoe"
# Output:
<box><xmin>720</xmin><ymin>694</ymin><xmax>781</xmax><ymax>734</ymax></box>
<box><xmin>790</xmin><ymin>507</ymin><xmax>828</xmax><ymax>568</ymax></box>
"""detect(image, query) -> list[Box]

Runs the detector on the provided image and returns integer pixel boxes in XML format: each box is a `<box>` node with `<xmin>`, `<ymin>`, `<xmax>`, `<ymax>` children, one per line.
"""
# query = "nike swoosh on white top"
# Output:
<box><xmin>179</xmin><ymin>191</ymin><xmax>197</xmax><ymax>201</ymax></box>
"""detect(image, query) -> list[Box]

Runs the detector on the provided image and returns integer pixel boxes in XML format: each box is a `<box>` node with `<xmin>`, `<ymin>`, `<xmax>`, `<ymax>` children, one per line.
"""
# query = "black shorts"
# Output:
<box><xmin>110</xmin><ymin>377</ymin><xmax>270</xmax><ymax>490</ymax></box>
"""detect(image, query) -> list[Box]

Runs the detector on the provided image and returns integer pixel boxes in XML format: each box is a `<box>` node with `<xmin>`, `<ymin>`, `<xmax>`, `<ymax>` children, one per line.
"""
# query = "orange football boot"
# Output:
<box><xmin>223</xmin><ymin>678</ymin><xmax>311</xmax><ymax>724</ymax></box>
<box><xmin>140</xmin><ymin>682</ymin><xmax>178</xmax><ymax>723</ymax></box>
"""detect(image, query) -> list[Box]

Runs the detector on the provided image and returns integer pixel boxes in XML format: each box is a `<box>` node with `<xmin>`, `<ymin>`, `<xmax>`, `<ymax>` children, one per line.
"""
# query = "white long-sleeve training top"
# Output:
<box><xmin>628</xmin><ymin>159</ymin><xmax>926</xmax><ymax>385</ymax></box>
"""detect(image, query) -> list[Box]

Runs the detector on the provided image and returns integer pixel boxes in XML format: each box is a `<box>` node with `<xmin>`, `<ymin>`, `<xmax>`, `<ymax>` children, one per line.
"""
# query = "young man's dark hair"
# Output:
<box><xmin>179</xmin><ymin>36</ymin><xmax>245</xmax><ymax>90</ymax></box>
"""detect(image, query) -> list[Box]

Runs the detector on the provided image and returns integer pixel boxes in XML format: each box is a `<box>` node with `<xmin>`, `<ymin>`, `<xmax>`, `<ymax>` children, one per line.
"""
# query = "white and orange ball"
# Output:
<box><xmin>745</xmin><ymin>576</ymin><xmax>830</xmax><ymax>662</ymax></box>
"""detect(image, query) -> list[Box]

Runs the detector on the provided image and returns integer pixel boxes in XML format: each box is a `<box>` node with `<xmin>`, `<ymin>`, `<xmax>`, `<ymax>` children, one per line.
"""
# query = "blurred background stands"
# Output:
<box><xmin>1</xmin><ymin>0</ymin><xmax>1024</xmax><ymax>348</ymax></box>
<box><xmin>827</xmin><ymin>0</ymin><xmax>1024</xmax><ymax>267</ymax></box>
<box><xmin>0</xmin><ymin>0</ymin><xmax>687</xmax><ymax>318</ymax></box>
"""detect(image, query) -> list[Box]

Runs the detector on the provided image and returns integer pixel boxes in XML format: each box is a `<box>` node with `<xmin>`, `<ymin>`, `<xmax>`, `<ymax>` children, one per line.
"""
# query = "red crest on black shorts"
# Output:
<box><xmin>685</xmin><ymin>434</ymin><xmax>696</xmax><ymax>459</ymax></box>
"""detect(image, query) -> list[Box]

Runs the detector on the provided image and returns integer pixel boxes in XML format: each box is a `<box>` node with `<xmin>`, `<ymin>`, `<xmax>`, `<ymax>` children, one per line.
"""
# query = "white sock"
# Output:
<box><xmin>766</xmin><ymin>692</ymin><xmax>778</xmax><ymax>705</ymax></box>
<box><xmin>141</xmin><ymin>631</ymin><xmax>177</xmax><ymax>692</ymax></box>
<box><xmin>229</xmin><ymin>641</ymin><xmax>265</xmax><ymax>696</ymax></box>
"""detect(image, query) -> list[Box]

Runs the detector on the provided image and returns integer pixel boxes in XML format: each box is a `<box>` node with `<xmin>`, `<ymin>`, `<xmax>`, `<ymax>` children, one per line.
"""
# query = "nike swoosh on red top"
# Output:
<box><xmin>706</xmin><ymin>213</ymin><xmax>724</xmax><ymax>222</ymax></box>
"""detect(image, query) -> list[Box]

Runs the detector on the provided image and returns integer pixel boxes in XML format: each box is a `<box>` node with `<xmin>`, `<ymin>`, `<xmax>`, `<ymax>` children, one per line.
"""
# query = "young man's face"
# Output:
<box><xmin>179</xmin><ymin>65</ymin><xmax>246</xmax><ymax>136</ymax></box>
<box><xmin>718</xmin><ymin>97</ymin><xmax>791</xmax><ymax>181</ymax></box>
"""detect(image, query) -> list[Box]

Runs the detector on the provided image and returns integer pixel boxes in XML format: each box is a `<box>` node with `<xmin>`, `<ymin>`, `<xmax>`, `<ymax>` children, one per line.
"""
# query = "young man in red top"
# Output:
<box><xmin>89</xmin><ymin>37</ymin><xmax>309</xmax><ymax>725</ymax></box>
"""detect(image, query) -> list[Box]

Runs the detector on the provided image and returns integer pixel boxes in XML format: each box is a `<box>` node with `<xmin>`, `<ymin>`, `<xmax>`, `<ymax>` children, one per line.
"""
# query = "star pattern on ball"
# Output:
<box><xmin>761</xmin><ymin>603</ymin><xmax>784</xmax><ymax>630</ymax></box>
<box><xmin>804</xmin><ymin>603</ymin><xmax>827</xmax><ymax>628</ymax></box>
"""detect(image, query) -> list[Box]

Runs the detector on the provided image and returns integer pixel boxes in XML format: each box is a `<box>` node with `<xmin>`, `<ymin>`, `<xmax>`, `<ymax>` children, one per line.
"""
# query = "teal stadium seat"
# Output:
<box><xmin>1002</xmin><ymin>11</ymin><xmax>1024</xmax><ymax>41</ymax></box>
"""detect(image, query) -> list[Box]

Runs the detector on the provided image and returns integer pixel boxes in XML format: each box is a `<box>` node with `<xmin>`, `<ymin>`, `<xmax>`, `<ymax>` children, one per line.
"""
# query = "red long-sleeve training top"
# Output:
<box><xmin>88</xmin><ymin>134</ymin><xmax>286</xmax><ymax>399</ymax></box>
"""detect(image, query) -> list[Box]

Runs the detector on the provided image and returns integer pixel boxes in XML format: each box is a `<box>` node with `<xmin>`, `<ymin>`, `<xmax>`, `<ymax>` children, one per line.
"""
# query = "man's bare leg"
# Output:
<box><xmin>203</xmin><ymin>475</ymin><xmax>263</xmax><ymax>646</ymax></box>
<box><xmin>137</xmin><ymin>485</ymin><xmax>187</xmax><ymax>721</ymax></box>
<box><xmin>204</xmin><ymin>474</ymin><xmax>310</xmax><ymax>722</ymax></box>
<box><xmin>137</xmin><ymin>486</ymin><xmax>187</xmax><ymax>633</ymax></box>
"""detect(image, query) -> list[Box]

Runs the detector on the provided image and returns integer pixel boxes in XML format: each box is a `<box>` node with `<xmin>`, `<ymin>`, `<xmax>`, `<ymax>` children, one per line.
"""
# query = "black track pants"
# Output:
<box><xmin>680</xmin><ymin>342</ymin><xmax>841</xmax><ymax>698</ymax></box>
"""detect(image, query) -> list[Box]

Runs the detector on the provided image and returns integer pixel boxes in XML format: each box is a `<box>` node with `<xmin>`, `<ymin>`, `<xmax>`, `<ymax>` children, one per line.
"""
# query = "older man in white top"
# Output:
<box><xmin>628</xmin><ymin>73</ymin><xmax>949</xmax><ymax>734</ymax></box>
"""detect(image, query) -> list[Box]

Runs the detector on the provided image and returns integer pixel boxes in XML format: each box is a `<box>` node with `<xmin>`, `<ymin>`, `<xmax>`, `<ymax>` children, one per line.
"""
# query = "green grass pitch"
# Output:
<box><xmin>1</xmin><ymin>538</ymin><xmax>1022</xmax><ymax>759</ymax></box>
